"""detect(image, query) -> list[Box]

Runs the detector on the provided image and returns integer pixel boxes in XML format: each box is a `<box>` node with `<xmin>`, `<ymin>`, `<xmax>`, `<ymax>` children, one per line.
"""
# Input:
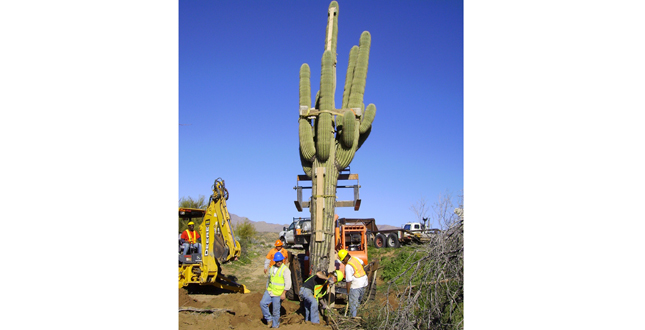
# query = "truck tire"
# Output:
<box><xmin>286</xmin><ymin>287</ymin><xmax>296</xmax><ymax>301</ymax></box>
<box><xmin>386</xmin><ymin>233</ymin><xmax>400</xmax><ymax>248</ymax></box>
<box><xmin>280</xmin><ymin>237</ymin><xmax>287</xmax><ymax>247</ymax></box>
<box><xmin>374</xmin><ymin>233</ymin><xmax>386</xmax><ymax>248</ymax></box>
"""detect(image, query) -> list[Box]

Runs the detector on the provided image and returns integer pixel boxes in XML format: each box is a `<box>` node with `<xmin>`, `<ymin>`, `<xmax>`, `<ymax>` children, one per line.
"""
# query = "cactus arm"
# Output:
<box><xmin>300</xmin><ymin>119</ymin><xmax>316</xmax><ymax>161</ymax></box>
<box><xmin>319</xmin><ymin>51</ymin><xmax>334</xmax><ymax>111</ymax></box>
<box><xmin>341</xmin><ymin>46</ymin><xmax>359</xmax><ymax>109</ymax></box>
<box><xmin>347</xmin><ymin>31</ymin><xmax>371</xmax><ymax>109</ymax></box>
<box><xmin>360</xmin><ymin>103</ymin><xmax>376</xmax><ymax>134</ymax></box>
<box><xmin>299</xmin><ymin>63</ymin><xmax>316</xmax><ymax>162</ymax></box>
<box><xmin>299</xmin><ymin>147</ymin><xmax>313</xmax><ymax>178</ymax></box>
<box><xmin>299</xmin><ymin>64</ymin><xmax>311</xmax><ymax>108</ymax></box>
<box><xmin>339</xmin><ymin>109</ymin><xmax>355</xmax><ymax>148</ymax></box>
<box><xmin>336</xmin><ymin>122</ymin><xmax>359</xmax><ymax>169</ymax></box>
<box><xmin>316</xmin><ymin>51</ymin><xmax>335</xmax><ymax>162</ymax></box>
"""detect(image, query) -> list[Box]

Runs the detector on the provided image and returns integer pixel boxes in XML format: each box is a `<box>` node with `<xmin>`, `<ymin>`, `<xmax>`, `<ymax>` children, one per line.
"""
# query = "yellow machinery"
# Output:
<box><xmin>178</xmin><ymin>178</ymin><xmax>249</xmax><ymax>293</ymax></box>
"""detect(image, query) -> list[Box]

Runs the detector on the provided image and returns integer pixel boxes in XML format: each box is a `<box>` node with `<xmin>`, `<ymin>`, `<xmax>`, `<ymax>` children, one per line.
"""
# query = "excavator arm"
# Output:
<box><xmin>201</xmin><ymin>178</ymin><xmax>242</xmax><ymax>263</ymax></box>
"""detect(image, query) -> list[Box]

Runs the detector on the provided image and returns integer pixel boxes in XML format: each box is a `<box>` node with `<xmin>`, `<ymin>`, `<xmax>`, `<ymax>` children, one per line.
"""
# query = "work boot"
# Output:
<box><xmin>267</xmin><ymin>320</ymin><xmax>272</xmax><ymax>328</ymax></box>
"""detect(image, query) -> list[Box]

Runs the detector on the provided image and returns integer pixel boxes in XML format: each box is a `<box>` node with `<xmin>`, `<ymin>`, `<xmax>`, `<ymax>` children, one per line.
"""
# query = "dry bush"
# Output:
<box><xmin>331</xmin><ymin>193</ymin><xmax>464</xmax><ymax>330</ymax></box>
<box><xmin>374</xmin><ymin>219</ymin><xmax>463</xmax><ymax>330</ymax></box>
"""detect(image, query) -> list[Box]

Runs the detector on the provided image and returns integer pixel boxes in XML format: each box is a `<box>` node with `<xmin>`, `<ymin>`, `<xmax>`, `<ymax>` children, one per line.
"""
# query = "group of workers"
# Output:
<box><xmin>180</xmin><ymin>224</ymin><xmax>368</xmax><ymax>329</ymax></box>
<box><xmin>260</xmin><ymin>240</ymin><xmax>367</xmax><ymax>328</ymax></box>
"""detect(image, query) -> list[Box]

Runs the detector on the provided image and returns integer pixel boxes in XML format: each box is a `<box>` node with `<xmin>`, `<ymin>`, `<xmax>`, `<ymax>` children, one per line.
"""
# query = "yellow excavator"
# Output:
<box><xmin>178</xmin><ymin>178</ymin><xmax>249</xmax><ymax>293</ymax></box>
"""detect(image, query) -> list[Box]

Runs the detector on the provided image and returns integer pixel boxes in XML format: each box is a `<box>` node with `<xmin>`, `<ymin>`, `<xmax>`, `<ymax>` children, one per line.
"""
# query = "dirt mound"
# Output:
<box><xmin>179</xmin><ymin>288</ymin><xmax>329</xmax><ymax>329</ymax></box>
<box><xmin>179</xmin><ymin>288</ymin><xmax>199</xmax><ymax>307</ymax></box>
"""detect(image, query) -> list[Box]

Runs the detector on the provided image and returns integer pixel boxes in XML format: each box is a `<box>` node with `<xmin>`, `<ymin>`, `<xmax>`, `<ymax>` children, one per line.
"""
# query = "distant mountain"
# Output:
<box><xmin>229</xmin><ymin>213</ymin><xmax>289</xmax><ymax>233</ymax></box>
<box><xmin>230</xmin><ymin>213</ymin><xmax>399</xmax><ymax>233</ymax></box>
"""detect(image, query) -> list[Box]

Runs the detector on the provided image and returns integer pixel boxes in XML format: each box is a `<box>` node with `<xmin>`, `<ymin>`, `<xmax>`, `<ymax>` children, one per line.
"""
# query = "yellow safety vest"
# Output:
<box><xmin>304</xmin><ymin>275</ymin><xmax>328</xmax><ymax>300</ymax></box>
<box><xmin>268</xmin><ymin>264</ymin><xmax>287</xmax><ymax>296</ymax></box>
<box><xmin>347</xmin><ymin>257</ymin><xmax>366</xmax><ymax>278</ymax></box>
<box><xmin>185</xmin><ymin>230</ymin><xmax>198</xmax><ymax>244</ymax></box>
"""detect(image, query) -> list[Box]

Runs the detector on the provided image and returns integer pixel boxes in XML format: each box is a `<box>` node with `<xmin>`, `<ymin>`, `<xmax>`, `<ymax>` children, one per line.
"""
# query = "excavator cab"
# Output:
<box><xmin>179</xmin><ymin>208</ymin><xmax>206</xmax><ymax>265</ymax></box>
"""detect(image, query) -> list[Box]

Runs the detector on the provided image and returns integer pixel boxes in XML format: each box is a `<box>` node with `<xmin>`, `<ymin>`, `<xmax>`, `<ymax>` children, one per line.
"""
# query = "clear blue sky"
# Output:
<box><xmin>179</xmin><ymin>0</ymin><xmax>463</xmax><ymax>228</ymax></box>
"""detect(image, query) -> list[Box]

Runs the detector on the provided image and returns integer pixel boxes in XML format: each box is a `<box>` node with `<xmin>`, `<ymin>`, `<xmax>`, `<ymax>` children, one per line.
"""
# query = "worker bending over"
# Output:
<box><xmin>338</xmin><ymin>249</ymin><xmax>367</xmax><ymax>318</ymax></box>
<box><xmin>299</xmin><ymin>269</ymin><xmax>343</xmax><ymax>324</ymax></box>
<box><xmin>260</xmin><ymin>253</ymin><xmax>291</xmax><ymax>328</ymax></box>
<box><xmin>264</xmin><ymin>240</ymin><xmax>289</xmax><ymax>274</ymax></box>
<box><xmin>180</xmin><ymin>221</ymin><xmax>201</xmax><ymax>255</ymax></box>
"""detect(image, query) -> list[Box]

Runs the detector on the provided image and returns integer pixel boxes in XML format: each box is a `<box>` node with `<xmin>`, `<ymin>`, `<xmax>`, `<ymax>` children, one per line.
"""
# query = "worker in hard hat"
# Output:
<box><xmin>180</xmin><ymin>221</ymin><xmax>201</xmax><ymax>255</ymax></box>
<box><xmin>299</xmin><ymin>269</ymin><xmax>343</xmax><ymax>324</ymax></box>
<box><xmin>264</xmin><ymin>239</ymin><xmax>289</xmax><ymax>275</ymax></box>
<box><xmin>338</xmin><ymin>249</ymin><xmax>367</xmax><ymax>318</ymax></box>
<box><xmin>260</xmin><ymin>253</ymin><xmax>291</xmax><ymax>328</ymax></box>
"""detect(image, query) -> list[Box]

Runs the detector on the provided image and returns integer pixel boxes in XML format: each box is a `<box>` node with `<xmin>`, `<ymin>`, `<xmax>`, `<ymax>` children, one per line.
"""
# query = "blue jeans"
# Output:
<box><xmin>299</xmin><ymin>287</ymin><xmax>320</xmax><ymax>324</ymax></box>
<box><xmin>348</xmin><ymin>286</ymin><xmax>366</xmax><ymax>317</ymax></box>
<box><xmin>182</xmin><ymin>243</ymin><xmax>201</xmax><ymax>255</ymax></box>
<box><xmin>260</xmin><ymin>290</ymin><xmax>281</xmax><ymax>328</ymax></box>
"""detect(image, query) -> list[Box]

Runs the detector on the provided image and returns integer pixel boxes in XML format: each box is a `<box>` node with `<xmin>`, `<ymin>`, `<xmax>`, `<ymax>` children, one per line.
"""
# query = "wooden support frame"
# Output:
<box><xmin>299</xmin><ymin>105</ymin><xmax>363</xmax><ymax>119</ymax></box>
<box><xmin>293</xmin><ymin>173</ymin><xmax>360</xmax><ymax>211</ymax></box>
<box><xmin>315</xmin><ymin>167</ymin><xmax>325</xmax><ymax>242</ymax></box>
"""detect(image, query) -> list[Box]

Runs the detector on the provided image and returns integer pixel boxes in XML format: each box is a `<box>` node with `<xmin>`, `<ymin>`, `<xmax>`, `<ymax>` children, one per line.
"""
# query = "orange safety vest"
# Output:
<box><xmin>185</xmin><ymin>230</ymin><xmax>198</xmax><ymax>244</ymax></box>
<box><xmin>268</xmin><ymin>248</ymin><xmax>289</xmax><ymax>267</ymax></box>
<box><xmin>347</xmin><ymin>257</ymin><xmax>366</xmax><ymax>278</ymax></box>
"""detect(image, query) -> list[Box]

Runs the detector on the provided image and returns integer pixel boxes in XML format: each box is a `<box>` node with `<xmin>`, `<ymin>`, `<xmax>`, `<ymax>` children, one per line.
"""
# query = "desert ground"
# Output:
<box><xmin>179</xmin><ymin>232</ymin><xmax>373</xmax><ymax>330</ymax></box>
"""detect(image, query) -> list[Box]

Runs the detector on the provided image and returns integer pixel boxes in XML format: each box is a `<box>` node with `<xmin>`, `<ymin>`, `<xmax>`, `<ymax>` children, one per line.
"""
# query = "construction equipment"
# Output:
<box><xmin>178</xmin><ymin>178</ymin><xmax>249</xmax><ymax>293</ymax></box>
<box><xmin>288</xmin><ymin>215</ymin><xmax>378</xmax><ymax>303</ymax></box>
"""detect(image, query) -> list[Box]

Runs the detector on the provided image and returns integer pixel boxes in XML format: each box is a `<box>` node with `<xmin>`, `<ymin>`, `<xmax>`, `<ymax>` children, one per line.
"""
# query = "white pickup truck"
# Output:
<box><xmin>279</xmin><ymin>217</ymin><xmax>311</xmax><ymax>247</ymax></box>
<box><xmin>402</xmin><ymin>222</ymin><xmax>440</xmax><ymax>240</ymax></box>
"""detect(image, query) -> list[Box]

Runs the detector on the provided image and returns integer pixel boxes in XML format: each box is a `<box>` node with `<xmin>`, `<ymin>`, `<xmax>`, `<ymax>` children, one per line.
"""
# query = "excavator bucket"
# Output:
<box><xmin>214</xmin><ymin>274</ymin><xmax>250</xmax><ymax>293</ymax></box>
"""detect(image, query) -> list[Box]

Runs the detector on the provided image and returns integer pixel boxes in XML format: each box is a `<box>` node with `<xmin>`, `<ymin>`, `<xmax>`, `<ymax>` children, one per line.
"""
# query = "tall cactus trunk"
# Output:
<box><xmin>308</xmin><ymin>157</ymin><xmax>339</xmax><ymax>274</ymax></box>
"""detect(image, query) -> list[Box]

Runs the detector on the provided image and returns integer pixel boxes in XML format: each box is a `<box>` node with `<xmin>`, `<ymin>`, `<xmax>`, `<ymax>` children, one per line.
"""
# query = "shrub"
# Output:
<box><xmin>178</xmin><ymin>195</ymin><xmax>207</xmax><ymax>209</ymax></box>
<box><xmin>234</xmin><ymin>218</ymin><xmax>257</xmax><ymax>241</ymax></box>
<box><xmin>232</xmin><ymin>218</ymin><xmax>258</xmax><ymax>265</ymax></box>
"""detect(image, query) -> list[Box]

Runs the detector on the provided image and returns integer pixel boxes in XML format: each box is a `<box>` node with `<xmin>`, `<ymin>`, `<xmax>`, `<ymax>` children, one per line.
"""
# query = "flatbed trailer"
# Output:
<box><xmin>337</xmin><ymin>218</ymin><xmax>440</xmax><ymax>248</ymax></box>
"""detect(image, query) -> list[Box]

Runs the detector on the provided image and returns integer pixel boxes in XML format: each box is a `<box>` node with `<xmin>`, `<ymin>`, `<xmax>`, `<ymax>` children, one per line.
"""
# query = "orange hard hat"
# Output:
<box><xmin>275</xmin><ymin>240</ymin><xmax>284</xmax><ymax>247</ymax></box>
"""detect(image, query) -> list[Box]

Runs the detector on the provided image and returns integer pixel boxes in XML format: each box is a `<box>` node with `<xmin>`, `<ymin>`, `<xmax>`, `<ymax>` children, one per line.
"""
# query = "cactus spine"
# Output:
<box><xmin>297</xmin><ymin>1</ymin><xmax>377</xmax><ymax>274</ymax></box>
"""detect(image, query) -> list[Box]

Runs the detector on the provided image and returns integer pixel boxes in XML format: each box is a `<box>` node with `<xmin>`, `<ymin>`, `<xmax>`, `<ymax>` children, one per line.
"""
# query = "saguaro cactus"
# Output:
<box><xmin>298</xmin><ymin>1</ymin><xmax>376</xmax><ymax>273</ymax></box>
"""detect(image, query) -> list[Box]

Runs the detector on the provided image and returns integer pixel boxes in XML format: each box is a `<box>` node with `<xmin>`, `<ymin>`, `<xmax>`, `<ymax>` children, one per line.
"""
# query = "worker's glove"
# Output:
<box><xmin>320</xmin><ymin>299</ymin><xmax>329</xmax><ymax>310</ymax></box>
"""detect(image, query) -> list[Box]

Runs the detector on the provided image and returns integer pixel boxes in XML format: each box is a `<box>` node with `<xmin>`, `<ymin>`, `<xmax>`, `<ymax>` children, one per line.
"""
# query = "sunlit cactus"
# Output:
<box><xmin>297</xmin><ymin>1</ymin><xmax>376</xmax><ymax>273</ymax></box>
